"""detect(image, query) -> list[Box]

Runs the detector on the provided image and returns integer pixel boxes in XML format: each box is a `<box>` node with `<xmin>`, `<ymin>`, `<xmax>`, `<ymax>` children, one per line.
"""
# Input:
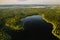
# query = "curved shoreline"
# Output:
<box><xmin>41</xmin><ymin>14</ymin><xmax>60</xmax><ymax>39</ymax></box>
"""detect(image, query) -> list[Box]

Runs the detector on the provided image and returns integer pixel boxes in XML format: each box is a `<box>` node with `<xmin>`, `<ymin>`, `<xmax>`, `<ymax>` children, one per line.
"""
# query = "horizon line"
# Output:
<box><xmin>0</xmin><ymin>4</ymin><xmax>60</xmax><ymax>5</ymax></box>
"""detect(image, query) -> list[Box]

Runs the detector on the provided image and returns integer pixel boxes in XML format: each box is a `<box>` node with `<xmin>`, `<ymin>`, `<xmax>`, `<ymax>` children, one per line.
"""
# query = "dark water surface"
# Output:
<box><xmin>4</xmin><ymin>15</ymin><xmax>59</xmax><ymax>40</ymax></box>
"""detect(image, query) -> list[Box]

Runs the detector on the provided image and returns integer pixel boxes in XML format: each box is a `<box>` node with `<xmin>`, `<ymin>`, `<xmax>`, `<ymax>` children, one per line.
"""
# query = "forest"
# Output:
<box><xmin>0</xmin><ymin>6</ymin><xmax>60</xmax><ymax>40</ymax></box>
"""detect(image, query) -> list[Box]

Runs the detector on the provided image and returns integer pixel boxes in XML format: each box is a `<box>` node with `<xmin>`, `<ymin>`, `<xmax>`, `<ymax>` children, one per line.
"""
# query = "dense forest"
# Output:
<box><xmin>0</xmin><ymin>7</ymin><xmax>60</xmax><ymax>40</ymax></box>
<box><xmin>42</xmin><ymin>7</ymin><xmax>60</xmax><ymax>39</ymax></box>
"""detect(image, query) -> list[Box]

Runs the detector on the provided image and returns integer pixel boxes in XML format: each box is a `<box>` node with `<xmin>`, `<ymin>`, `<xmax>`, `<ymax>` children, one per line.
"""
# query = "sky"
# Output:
<box><xmin>0</xmin><ymin>0</ymin><xmax>60</xmax><ymax>5</ymax></box>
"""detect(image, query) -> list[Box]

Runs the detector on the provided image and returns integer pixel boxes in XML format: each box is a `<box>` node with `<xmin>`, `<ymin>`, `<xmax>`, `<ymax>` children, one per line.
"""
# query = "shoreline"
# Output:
<box><xmin>41</xmin><ymin>14</ymin><xmax>60</xmax><ymax>39</ymax></box>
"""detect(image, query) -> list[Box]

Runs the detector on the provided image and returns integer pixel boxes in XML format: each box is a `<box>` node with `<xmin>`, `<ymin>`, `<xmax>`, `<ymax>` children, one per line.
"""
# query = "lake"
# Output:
<box><xmin>3</xmin><ymin>15</ymin><xmax>59</xmax><ymax>40</ymax></box>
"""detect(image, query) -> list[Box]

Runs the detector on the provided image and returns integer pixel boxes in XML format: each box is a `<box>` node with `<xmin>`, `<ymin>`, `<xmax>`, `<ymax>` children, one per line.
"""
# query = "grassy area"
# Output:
<box><xmin>0</xmin><ymin>7</ymin><xmax>60</xmax><ymax>39</ymax></box>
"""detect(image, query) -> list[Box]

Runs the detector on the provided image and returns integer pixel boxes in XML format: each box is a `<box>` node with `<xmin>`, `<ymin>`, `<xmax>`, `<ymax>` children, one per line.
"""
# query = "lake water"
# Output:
<box><xmin>3</xmin><ymin>15</ymin><xmax>59</xmax><ymax>40</ymax></box>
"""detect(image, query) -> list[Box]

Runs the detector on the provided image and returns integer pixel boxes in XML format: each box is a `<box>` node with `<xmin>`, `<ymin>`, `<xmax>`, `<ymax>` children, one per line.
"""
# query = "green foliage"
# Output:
<box><xmin>0</xmin><ymin>31</ymin><xmax>11</xmax><ymax>40</ymax></box>
<box><xmin>0</xmin><ymin>7</ymin><xmax>60</xmax><ymax>39</ymax></box>
<box><xmin>42</xmin><ymin>7</ymin><xmax>60</xmax><ymax>39</ymax></box>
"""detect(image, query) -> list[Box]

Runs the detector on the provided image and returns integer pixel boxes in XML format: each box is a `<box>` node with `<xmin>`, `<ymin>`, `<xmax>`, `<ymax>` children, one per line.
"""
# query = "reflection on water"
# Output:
<box><xmin>21</xmin><ymin>15</ymin><xmax>52</xmax><ymax>31</ymax></box>
<box><xmin>21</xmin><ymin>15</ymin><xmax>59</xmax><ymax>40</ymax></box>
<box><xmin>4</xmin><ymin>15</ymin><xmax>59</xmax><ymax>40</ymax></box>
<box><xmin>21</xmin><ymin>15</ymin><xmax>42</xmax><ymax>23</ymax></box>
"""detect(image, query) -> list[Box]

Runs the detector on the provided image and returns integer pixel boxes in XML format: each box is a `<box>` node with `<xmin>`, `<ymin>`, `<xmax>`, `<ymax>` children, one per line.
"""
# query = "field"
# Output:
<box><xmin>0</xmin><ymin>7</ymin><xmax>60</xmax><ymax>40</ymax></box>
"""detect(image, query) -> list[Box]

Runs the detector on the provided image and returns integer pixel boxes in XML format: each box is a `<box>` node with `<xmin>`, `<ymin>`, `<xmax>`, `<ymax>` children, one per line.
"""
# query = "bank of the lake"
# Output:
<box><xmin>42</xmin><ymin>14</ymin><xmax>60</xmax><ymax>39</ymax></box>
